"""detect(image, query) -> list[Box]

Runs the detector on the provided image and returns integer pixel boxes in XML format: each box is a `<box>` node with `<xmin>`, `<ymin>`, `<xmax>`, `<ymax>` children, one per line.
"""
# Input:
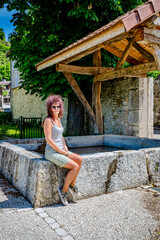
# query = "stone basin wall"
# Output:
<box><xmin>0</xmin><ymin>135</ymin><xmax>160</xmax><ymax>207</ymax></box>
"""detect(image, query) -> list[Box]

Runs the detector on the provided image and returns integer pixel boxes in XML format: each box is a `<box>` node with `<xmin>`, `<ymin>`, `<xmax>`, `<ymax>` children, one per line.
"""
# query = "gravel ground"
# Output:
<box><xmin>44</xmin><ymin>189</ymin><xmax>160</xmax><ymax>240</ymax></box>
<box><xmin>0</xmin><ymin>173</ymin><xmax>160</xmax><ymax>240</ymax></box>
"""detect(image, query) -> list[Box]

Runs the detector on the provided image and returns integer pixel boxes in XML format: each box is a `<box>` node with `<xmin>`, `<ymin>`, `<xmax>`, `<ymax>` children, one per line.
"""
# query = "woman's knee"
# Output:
<box><xmin>72</xmin><ymin>162</ymin><xmax>79</xmax><ymax>171</ymax></box>
<box><xmin>77</xmin><ymin>156</ymin><xmax>83</xmax><ymax>167</ymax></box>
<box><xmin>74</xmin><ymin>155</ymin><xmax>83</xmax><ymax>166</ymax></box>
<box><xmin>79</xmin><ymin>156</ymin><xmax>83</xmax><ymax>165</ymax></box>
<box><xmin>63</xmin><ymin>160</ymin><xmax>79</xmax><ymax>171</ymax></box>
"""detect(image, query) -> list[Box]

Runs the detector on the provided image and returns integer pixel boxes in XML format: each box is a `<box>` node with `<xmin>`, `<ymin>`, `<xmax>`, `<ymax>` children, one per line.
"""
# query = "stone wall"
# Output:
<box><xmin>11</xmin><ymin>87</ymin><xmax>47</xmax><ymax>119</ymax></box>
<box><xmin>11</xmin><ymin>87</ymin><xmax>68</xmax><ymax>132</ymax></box>
<box><xmin>101</xmin><ymin>77</ymin><xmax>153</xmax><ymax>138</ymax></box>
<box><xmin>154</xmin><ymin>78</ymin><xmax>160</xmax><ymax>128</ymax></box>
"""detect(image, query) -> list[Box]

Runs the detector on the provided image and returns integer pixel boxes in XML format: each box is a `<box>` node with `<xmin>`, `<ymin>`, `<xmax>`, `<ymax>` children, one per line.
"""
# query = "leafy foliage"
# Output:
<box><xmin>0</xmin><ymin>28</ymin><xmax>5</xmax><ymax>40</ymax></box>
<box><xmin>2</xmin><ymin>90</ymin><xmax>8</xmax><ymax>97</ymax></box>
<box><xmin>0</xmin><ymin>29</ymin><xmax>10</xmax><ymax>81</ymax></box>
<box><xmin>148</xmin><ymin>70</ymin><xmax>160</xmax><ymax>80</ymax></box>
<box><xmin>0</xmin><ymin>0</ymin><xmax>146</xmax><ymax>100</ymax></box>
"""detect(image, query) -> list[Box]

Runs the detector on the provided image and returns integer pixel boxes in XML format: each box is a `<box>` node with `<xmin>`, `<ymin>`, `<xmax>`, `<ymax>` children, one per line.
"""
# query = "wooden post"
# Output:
<box><xmin>92</xmin><ymin>50</ymin><xmax>103</xmax><ymax>134</ymax></box>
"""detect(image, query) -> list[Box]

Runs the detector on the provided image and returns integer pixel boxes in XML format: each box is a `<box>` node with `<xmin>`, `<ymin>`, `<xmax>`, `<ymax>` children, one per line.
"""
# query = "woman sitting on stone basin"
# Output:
<box><xmin>43</xmin><ymin>94</ymin><xmax>83</xmax><ymax>206</ymax></box>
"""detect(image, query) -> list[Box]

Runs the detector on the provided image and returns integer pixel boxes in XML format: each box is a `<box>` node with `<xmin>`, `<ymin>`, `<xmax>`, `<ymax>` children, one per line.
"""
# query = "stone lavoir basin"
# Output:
<box><xmin>0</xmin><ymin>135</ymin><xmax>160</xmax><ymax>207</ymax></box>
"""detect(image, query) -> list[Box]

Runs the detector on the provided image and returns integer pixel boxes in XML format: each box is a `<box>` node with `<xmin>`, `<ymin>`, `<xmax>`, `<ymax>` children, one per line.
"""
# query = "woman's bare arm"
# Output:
<box><xmin>44</xmin><ymin>118</ymin><xmax>67</xmax><ymax>155</ymax></box>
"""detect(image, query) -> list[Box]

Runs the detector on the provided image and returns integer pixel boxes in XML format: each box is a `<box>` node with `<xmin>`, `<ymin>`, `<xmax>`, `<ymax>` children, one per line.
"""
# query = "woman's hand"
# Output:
<box><xmin>64</xmin><ymin>145</ymin><xmax>68</xmax><ymax>152</ymax></box>
<box><xmin>60</xmin><ymin>150</ymin><xmax>69</xmax><ymax>156</ymax></box>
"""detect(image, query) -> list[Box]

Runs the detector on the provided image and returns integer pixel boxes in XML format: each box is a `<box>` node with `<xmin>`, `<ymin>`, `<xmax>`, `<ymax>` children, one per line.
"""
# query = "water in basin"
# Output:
<box><xmin>66</xmin><ymin>145</ymin><xmax>126</xmax><ymax>155</ymax></box>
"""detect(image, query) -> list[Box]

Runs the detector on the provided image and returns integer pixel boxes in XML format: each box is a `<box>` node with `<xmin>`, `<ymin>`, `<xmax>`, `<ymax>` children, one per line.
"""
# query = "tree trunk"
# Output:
<box><xmin>66</xmin><ymin>92</ymin><xmax>85</xmax><ymax>136</ymax></box>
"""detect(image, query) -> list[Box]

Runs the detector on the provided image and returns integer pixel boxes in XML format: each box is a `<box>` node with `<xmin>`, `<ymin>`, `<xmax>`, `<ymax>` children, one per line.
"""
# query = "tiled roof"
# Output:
<box><xmin>35</xmin><ymin>0</ymin><xmax>160</xmax><ymax>69</ymax></box>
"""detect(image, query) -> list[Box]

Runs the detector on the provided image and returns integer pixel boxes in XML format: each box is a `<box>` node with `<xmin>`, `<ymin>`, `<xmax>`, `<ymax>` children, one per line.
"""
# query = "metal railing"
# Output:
<box><xmin>19</xmin><ymin>116</ymin><xmax>43</xmax><ymax>139</ymax></box>
<box><xmin>154</xmin><ymin>115</ymin><xmax>160</xmax><ymax>129</ymax></box>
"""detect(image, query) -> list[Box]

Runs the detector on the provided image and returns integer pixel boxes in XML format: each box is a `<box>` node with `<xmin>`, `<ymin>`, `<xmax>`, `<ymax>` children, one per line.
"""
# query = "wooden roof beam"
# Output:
<box><xmin>56</xmin><ymin>63</ymin><xmax>114</xmax><ymax>75</ymax></box>
<box><xmin>135</xmin><ymin>27</ymin><xmax>160</xmax><ymax>44</ymax></box>
<box><xmin>95</xmin><ymin>61</ymin><xmax>157</xmax><ymax>82</ymax></box>
<box><xmin>143</xmin><ymin>14</ymin><xmax>160</xmax><ymax>28</ymax></box>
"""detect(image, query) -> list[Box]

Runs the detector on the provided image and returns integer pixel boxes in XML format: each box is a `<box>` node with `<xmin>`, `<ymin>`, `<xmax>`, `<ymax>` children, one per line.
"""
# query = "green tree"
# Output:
<box><xmin>0</xmin><ymin>28</ymin><xmax>5</xmax><ymax>40</ymax></box>
<box><xmin>0</xmin><ymin>0</ymin><xmax>146</xmax><ymax>134</ymax></box>
<box><xmin>0</xmin><ymin>29</ymin><xmax>10</xmax><ymax>80</ymax></box>
<box><xmin>2</xmin><ymin>90</ymin><xmax>8</xmax><ymax>97</ymax></box>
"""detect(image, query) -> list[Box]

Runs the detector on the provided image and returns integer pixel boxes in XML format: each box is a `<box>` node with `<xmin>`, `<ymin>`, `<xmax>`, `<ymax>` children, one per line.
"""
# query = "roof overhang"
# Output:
<box><xmin>35</xmin><ymin>0</ymin><xmax>160</xmax><ymax>72</ymax></box>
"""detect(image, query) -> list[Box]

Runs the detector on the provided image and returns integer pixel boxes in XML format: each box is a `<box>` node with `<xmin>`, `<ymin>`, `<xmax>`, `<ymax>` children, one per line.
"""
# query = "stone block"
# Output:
<box><xmin>65</xmin><ymin>135</ymin><xmax>104</xmax><ymax>148</ymax></box>
<box><xmin>77</xmin><ymin>150</ymin><xmax>149</xmax><ymax>196</ymax></box>
<box><xmin>0</xmin><ymin>141</ymin><xmax>68</xmax><ymax>207</ymax></box>
<box><xmin>128</xmin><ymin>110</ymin><xmax>139</xmax><ymax>125</ymax></box>
<box><xmin>55</xmin><ymin>228</ymin><xmax>68</xmax><ymax>236</ymax></box>
<box><xmin>140</xmin><ymin>148</ymin><xmax>160</xmax><ymax>185</ymax></box>
<box><xmin>128</xmin><ymin>90</ymin><xmax>139</xmax><ymax>109</ymax></box>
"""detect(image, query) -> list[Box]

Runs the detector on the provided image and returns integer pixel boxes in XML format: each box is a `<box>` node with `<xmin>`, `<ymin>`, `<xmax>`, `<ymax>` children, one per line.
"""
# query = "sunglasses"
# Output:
<box><xmin>52</xmin><ymin>105</ymin><xmax>61</xmax><ymax>109</ymax></box>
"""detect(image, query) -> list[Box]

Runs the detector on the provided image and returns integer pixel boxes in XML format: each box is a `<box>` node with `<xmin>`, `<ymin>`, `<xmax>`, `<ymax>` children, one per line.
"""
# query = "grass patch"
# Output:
<box><xmin>0</xmin><ymin>123</ymin><xmax>44</xmax><ymax>140</ymax></box>
<box><xmin>0</xmin><ymin>123</ymin><xmax>20</xmax><ymax>140</ymax></box>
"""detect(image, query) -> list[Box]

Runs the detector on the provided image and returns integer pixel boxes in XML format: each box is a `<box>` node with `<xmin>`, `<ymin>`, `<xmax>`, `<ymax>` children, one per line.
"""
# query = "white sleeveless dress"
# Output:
<box><xmin>45</xmin><ymin>118</ymin><xmax>72</xmax><ymax>168</ymax></box>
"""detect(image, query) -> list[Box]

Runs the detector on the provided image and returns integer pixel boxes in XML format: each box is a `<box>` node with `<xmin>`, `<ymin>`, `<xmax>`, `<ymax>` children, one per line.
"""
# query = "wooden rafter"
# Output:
<box><xmin>63</xmin><ymin>72</ymin><xmax>96</xmax><ymax>122</ymax></box>
<box><xmin>95</xmin><ymin>61</ymin><xmax>156</xmax><ymax>82</ymax></box>
<box><xmin>56</xmin><ymin>63</ymin><xmax>114</xmax><ymax>75</ymax></box>
<box><xmin>115</xmin><ymin>37</ymin><xmax>135</xmax><ymax>70</ymax></box>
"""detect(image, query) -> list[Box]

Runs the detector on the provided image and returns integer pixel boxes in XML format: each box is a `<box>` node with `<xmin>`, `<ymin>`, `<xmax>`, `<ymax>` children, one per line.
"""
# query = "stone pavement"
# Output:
<box><xmin>0</xmin><ymin>173</ymin><xmax>160</xmax><ymax>240</ymax></box>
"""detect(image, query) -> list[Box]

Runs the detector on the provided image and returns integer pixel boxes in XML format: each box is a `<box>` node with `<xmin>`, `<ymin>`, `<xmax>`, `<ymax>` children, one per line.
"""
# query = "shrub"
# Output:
<box><xmin>0</xmin><ymin>112</ymin><xmax>12</xmax><ymax>124</ymax></box>
<box><xmin>0</xmin><ymin>122</ymin><xmax>9</xmax><ymax>139</ymax></box>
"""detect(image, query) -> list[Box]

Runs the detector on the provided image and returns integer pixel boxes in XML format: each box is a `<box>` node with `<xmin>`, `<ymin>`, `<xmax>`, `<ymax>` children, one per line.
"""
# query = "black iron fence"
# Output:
<box><xmin>154</xmin><ymin>115</ymin><xmax>160</xmax><ymax>134</ymax></box>
<box><xmin>19</xmin><ymin>116</ymin><xmax>43</xmax><ymax>139</ymax></box>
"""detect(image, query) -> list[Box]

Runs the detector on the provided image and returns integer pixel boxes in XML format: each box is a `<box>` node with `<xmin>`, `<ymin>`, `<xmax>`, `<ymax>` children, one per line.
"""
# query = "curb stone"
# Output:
<box><xmin>34</xmin><ymin>207</ymin><xmax>74</xmax><ymax>239</ymax></box>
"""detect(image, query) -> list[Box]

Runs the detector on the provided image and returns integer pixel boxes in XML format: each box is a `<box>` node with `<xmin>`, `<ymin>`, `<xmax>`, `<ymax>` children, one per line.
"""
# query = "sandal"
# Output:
<box><xmin>70</xmin><ymin>185</ymin><xmax>81</xmax><ymax>196</ymax></box>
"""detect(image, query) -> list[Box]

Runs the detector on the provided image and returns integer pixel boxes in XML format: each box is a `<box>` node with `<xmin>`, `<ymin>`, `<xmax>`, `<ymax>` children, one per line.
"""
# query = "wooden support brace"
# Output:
<box><xmin>95</xmin><ymin>61</ymin><xmax>157</xmax><ymax>82</ymax></box>
<box><xmin>132</xmin><ymin>42</ymin><xmax>154</xmax><ymax>61</ymax></box>
<box><xmin>115</xmin><ymin>37</ymin><xmax>135</xmax><ymax>70</ymax></box>
<box><xmin>63</xmin><ymin>72</ymin><xmax>96</xmax><ymax>123</ymax></box>
<box><xmin>92</xmin><ymin>50</ymin><xmax>103</xmax><ymax>134</ymax></box>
